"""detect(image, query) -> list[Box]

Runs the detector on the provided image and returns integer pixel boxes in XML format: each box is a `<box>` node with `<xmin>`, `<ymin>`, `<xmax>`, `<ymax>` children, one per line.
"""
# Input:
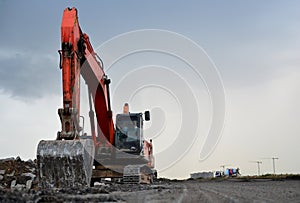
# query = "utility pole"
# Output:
<box><xmin>272</xmin><ymin>157</ymin><xmax>279</xmax><ymax>174</ymax></box>
<box><xmin>256</xmin><ymin>161</ymin><xmax>262</xmax><ymax>176</ymax></box>
<box><xmin>250</xmin><ymin>161</ymin><xmax>262</xmax><ymax>176</ymax></box>
<box><xmin>262</xmin><ymin>157</ymin><xmax>279</xmax><ymax>174</ymax></box>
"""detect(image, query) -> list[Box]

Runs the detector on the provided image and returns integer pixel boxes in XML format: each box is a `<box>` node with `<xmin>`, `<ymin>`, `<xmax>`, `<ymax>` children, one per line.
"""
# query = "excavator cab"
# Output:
<box><xmin>115</xmin><ymin>112</ymin><xmax>149</xmax><ymax>154</ymax></box>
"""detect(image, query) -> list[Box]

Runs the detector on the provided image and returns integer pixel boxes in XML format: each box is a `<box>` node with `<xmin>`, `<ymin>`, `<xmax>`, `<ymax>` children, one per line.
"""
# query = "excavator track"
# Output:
<box><xmin>37</xmin><ymin>139</ymin><xmax>94</xmax><ymax>188</ymax></box>
<box><xmin>123</xmin><ymin>165</ymin><xmax>154</xmax><ymax>184</ymax></box>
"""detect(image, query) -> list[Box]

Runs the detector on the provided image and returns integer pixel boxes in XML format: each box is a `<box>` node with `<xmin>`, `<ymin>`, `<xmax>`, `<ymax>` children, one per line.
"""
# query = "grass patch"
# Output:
<box><xmin>237</xmin><ymin>174</ymin><xmax>300</xmax><ymax>181</ymax></box>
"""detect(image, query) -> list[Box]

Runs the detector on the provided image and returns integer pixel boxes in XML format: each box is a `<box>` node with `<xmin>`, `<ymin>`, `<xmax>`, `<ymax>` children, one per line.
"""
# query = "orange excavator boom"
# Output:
<box><xmin>58</xmin><ymin>8</ymin><xmax>114</xmax><ymax>145</ymax></box>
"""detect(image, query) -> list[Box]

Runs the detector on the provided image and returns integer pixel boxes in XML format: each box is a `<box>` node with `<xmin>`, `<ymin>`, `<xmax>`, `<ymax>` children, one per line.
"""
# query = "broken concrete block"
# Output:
<box><xmin>0</xmin><ymin>170</ymin><xmax>5</xmax><ymax>175</ymax></box>
<box><xmin>22</xmin><ymin>173</ymin><xmax>36</xmax><ymax>180</ymax></box>
<box><xmin>94</xmin><ymin>182</ymin><xmax>106</xmax><ymax>187</ymax></box>
<box><xmin>10</xmin><ymin>180</ymin><xmax>16</xmax><ymax>188</ymax></box>
<box><xmin>26</xmin><ymin>180</ymin><xmax>32</xmax><ymax>189</ymax></box>
<box><xmin>14</xmin><ymin>184</ymin><xmax>25</xmax><ymax>191</ymax></box>
<box><xmin>0</xmin><ymin>175</ymin><xmax>3</xmax><ymax>180</ymax></box>
<box><xmin>7</xmin><ymin>170</ymin><xmax>15</xmax><ymax>177</ymax></box>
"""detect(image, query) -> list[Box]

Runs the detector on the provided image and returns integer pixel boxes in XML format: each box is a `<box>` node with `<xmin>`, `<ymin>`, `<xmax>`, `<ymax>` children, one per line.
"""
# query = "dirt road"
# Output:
<box><xmin>181</xmin><ymin>179</ymin><xmax>300</xmax><ymax>202</ymax></box>
<box><xmin>1</xmin><ymin>179</ymin><xmax>299</xmax><ymax>202</ymax></box>
<box><xmin>118</xmin><ymin>179</ymin><xmax>300</xmax><ymax>202</ymax></box>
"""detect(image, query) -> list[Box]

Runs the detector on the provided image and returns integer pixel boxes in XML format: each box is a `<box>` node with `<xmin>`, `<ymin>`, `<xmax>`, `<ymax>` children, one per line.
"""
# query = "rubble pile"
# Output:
<box><xmin>0</xmin><ymin>157</ymin><xmax>37</xmax><ymax>190</ymax></box>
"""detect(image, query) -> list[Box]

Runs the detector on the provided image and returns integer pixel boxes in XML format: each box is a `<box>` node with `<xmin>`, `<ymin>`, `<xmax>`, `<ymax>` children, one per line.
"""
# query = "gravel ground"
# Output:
<box><xmin>1</xmin><ymin>158</ymin><xmax>299</xmax><ymax>202</ymax></box>
<box><xmin>0</xmin><ymin>179</ymin><xmax>299</xmax><ymax>202</ymax></box>
<box><xmin>182</xmin><ymin>179</ymin><xmax>300</xmax><ymax>203</ymax></box>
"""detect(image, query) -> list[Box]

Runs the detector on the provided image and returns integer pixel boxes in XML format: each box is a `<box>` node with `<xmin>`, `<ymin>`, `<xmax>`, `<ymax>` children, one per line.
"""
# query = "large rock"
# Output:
<box><xmin>37</xmin><ymin>139</ymin><xmax>95</xmax><ymax>188</ymax></box>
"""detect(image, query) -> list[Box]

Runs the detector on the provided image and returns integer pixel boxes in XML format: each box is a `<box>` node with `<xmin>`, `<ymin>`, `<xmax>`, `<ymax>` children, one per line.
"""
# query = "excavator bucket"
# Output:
<box><xmin>37</xmin><ymin>139</ymin><xmax>95</xmax><ymax>188</ymax></box>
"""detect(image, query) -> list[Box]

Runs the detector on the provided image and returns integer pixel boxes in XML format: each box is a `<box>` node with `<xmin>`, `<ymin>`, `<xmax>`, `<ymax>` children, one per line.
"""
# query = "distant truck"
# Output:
<box><xmin>215</xmin><ymin>168</ymin><xmax>240</xmax><ymax>177</ymax></box>
<box><xmin>191</xmin><ymin>168</ymin><xmax>240</xmax><ymax>179</ymax></box>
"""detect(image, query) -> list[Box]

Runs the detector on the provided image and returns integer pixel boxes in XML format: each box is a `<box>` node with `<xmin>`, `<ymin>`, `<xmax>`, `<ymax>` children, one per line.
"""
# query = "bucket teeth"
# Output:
<box><xmin>37</xmin><ymin>139</ymin><xmax>94</xmax><ymax>188</ymax></box>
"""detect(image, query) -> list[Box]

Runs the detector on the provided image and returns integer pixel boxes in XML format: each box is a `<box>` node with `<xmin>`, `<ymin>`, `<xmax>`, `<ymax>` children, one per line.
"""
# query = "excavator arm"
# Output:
<box><xmin>37</xmin><ymin>7</ymin><xmax>114</xmax><ymax>188</ymax></box>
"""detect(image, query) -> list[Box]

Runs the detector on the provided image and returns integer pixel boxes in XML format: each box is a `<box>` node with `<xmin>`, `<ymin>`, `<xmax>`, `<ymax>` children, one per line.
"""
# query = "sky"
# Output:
<box><xmin>0</xmin><ymin>1</ymin><xmax>299</xmax><ymax>178</ymax></box>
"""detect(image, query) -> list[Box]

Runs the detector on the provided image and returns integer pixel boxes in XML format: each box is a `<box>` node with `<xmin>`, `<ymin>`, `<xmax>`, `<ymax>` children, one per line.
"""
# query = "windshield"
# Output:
<box><xmin>115</xmin><ymin>114</ymin><xmax>142</xmax><ymax>152</ymax></box>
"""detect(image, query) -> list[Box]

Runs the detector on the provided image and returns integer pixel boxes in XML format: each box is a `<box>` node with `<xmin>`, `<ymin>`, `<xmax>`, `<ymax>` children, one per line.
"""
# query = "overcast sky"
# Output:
<box><xmin>0</xmin><ymin>1</ymin><xmax>299</xmax><ymax>178</ymax></box>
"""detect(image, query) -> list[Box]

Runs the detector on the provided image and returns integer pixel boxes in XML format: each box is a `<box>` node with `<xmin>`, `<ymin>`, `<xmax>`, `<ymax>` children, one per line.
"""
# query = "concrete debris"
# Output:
<box><xmin>94</xmin><ymin>182</ymin><xmax>106</xmax><ymax>187</ymax></box>
<box><xmin>14</xmin><ymin>184</ymin><xmax>25</xmax><ymax>191</ymax></box>
<box><xmin>6</xmin><ymin>170</ymin><xmax>15</xmax><ymax>177</ymax></box>
<box><xmin>10</xmin><ymin>180</ymin><xmax>16</xmax><ymax>188</ymax></box>
<box><xmin>22</xmin><ymin>172</ymin><xmax>36</xmax><ymax>179</ymax></box>
<box><xmin>0</xmin><ymin>157</ymin><xmax>37</xmax><ymax>190</ymax></box>
<box><xmin>26</xmin><ymin>166</ymin><xmax>35</xmax><ymax>173</ymax></box>
<box><xmin>26</xmin><ymin>180</ymin><xmax>32</xmax><ymax>190</ymax></box>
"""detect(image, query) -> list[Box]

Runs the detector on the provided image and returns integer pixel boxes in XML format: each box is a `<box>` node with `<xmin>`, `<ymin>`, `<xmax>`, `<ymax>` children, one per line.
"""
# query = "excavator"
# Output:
<box><xmin>36</xmin><ymin>7</ymin><xmax>156</xmax><ymax>188</ymax></box>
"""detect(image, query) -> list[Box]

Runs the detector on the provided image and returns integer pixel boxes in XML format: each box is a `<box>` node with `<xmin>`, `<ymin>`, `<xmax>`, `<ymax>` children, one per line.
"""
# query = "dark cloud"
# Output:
<box><xmin>0</xmin><ymin>50</ymin><xmax>61</xmax><ymax>99</ymax></box>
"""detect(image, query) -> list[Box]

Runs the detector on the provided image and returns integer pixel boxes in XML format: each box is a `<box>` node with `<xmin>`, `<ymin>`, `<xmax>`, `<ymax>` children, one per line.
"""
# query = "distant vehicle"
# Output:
<box><xmin>215</xmin><ymin>171</ymin><xmax>223</xmax><ymax>177</ymax></box>
<box><xmin>224</xmin><ymin>168</ymin><xmax>240</xmax><ymax>177</ymax></box>
<box><xmin>215</xmin><ymin>168</ymin><xmax>240</xmax><ymax>177</ymax></box>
